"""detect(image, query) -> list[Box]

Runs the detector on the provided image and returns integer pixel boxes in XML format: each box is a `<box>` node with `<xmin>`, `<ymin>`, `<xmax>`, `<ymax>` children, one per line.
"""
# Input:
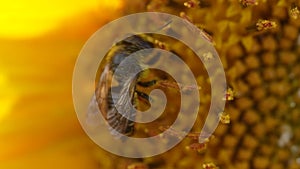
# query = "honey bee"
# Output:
<box><xmin>94</xmin><ymin>35</ymin><xmax>158</xmax><ymax>138</ymax></box>
<box><xmin>93</xmin><ymin>33</ymin><xmax>197</xmax><ymax>139</ymax></box>
<box><xmin>90</xmin><ymin>34</ymin><xmax>200</xmax><ymax>139</ymax></box>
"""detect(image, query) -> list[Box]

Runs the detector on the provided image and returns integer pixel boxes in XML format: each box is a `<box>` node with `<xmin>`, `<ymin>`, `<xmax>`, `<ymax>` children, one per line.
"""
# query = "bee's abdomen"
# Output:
<box><xmin>97</xmin><ymin>35</ymin><xmax>154</xmax><ymax>137</ymax></box>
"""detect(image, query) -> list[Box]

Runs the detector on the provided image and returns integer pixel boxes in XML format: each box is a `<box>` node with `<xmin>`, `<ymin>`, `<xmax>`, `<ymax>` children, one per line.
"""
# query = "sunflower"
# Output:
<box><xmin>1</xmin><ymin>0</ymin><xmax>300</xmax><ymax>169</ymax></box>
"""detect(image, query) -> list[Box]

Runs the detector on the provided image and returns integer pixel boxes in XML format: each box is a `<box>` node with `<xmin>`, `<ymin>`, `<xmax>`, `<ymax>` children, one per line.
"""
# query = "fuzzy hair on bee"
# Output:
<box><xmin>87</xmin><ymin>34</ymin><xmax>202</xmax><ymax>140</ymax></box>
<box><xmin>92</xmin><ymin>35</ymin><xmax>160</xmax><ymax>139</ymax></box>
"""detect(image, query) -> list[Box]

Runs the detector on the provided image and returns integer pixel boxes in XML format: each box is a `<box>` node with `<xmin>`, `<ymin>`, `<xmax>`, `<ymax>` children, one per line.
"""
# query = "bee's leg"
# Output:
<box><xmin>158</xmin><ymin>80</ymin><xmax>201</xmax><ymax>92</ymax></box>
<box><xmin>137</xmin><ymin>80</ymin><xmax>157</xmax><ymax>88</ymax></box>
<box><xmin>137</xmin><ymin>79</ymin><xmax>192</xmax><ymax>91</ymax></box>
<box><xmin>135</xmin><ymin>90</ymin><xmax>150</xmax><ymax>101</ymax></box>
<box><xmin>135</xmin><ymin>90</ymin><xmax>153</xmax><ymax>107</ymax></box>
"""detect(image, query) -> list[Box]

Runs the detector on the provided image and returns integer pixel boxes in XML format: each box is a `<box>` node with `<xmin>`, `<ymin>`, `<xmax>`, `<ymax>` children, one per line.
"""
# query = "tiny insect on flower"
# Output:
<box><xmin>219</xmin><ymin>111</ymin><xmax>230</xmax><ymax>124</ymax></box>
<box><xmin>223</xmin><ymin>87</ymin><xmax>235</xmax><ymax>101</ymax></box>
<box><xmin>127</xmin><ymin>163</ymin><xmax>149</xmax><ymax>169</ymax></box>
<box><xmin>240</xmin><ymin>0</ymin><xmax>258</xmax><ymax>7</ymax></box>
<box><xmin>184</xmin><ymin>0</ymin><xmax>200</xmax><ymax>8</ymax></box>
<box><xmin>290</xmin><ymin>4</ymin><xmax>300</xmax><ymax>19</ymax></box>
<box><xmin>202</xmin><ymin>162</ymin><xmax>219</xmax><ymax>169</ymax></box>
<box><xmin>256</xmin><ymin>19</ymin><xmax>277</xmax><ymax>31</ymax></box>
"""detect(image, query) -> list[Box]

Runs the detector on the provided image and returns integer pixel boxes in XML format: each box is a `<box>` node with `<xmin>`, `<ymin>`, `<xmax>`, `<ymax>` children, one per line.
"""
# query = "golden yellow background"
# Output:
<box><xmin>0</xmin><ymin>1</ymin><xmax>122</xmax><ymax>168</ymax></box>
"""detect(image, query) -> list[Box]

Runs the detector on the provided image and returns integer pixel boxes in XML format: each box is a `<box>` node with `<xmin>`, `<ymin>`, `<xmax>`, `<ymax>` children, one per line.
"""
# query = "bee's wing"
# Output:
<box><xmin>95</xmin><ymin>65</ymin><xmax>112</xmax><ymax>118</ymax></box>
<box><xmin>86</xmin><ymin>65</ymin><xmax>137</xmax><ymax>139</ymax></box>
<box><xmin>86</xmin><ymin>65</ymin><xmax>111</xmax><ymax>127</ymax></box>
<box><xmin>86</xmin><ymin>94</ymin><xmax>102</xmax><ymax>127</ymax></box>
<box><xmin>106</xmin><ymin>76</ymin><xmax>138</xmax><ymax>138</ymax></box>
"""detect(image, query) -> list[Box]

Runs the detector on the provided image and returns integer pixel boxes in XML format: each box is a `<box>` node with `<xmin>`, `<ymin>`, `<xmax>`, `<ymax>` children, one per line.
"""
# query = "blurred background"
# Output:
<box><xmin>1</xmin><ymin>0</ymin><xmax>300</xmax><ymax>169</ymax></box>
<box><xmin>0</xmin><ymin>0</ymin><xmax>123</xmax><ymax>168</ymax></box>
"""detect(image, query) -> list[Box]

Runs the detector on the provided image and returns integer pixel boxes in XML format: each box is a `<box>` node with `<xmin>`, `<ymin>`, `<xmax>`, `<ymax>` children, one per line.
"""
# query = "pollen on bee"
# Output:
<box><xmin>127</xmin><ymin>163</ymin><xmax>149</xmax><ymax>169</ymax></box>
<box><xmin>184</xmin><ymin>0</ymin><xmax>200</xmax><ymax>8</ymax></box>
<box><xmin>240</xmin><ymin>0</ymin><xmax>258</xmax><ymax>7</ymax></box>
<box><xmin>202</xmin><ymin>162</ymin><xmax>219</xmax><ymax>169</ymax></box>
<box><xmin>290</xmin><ymin>4</ymin><xmax>300</xmax><ymax>19</ymax></box>
<box><xmin>219</xmin><ymin>111</ymin><xmax>230</xmax><ymax>124</ymax></box>
<box><xmin>255</xmin><ymin>19</ymin><xmax>277</xmax><ymax>31</ymax></box>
